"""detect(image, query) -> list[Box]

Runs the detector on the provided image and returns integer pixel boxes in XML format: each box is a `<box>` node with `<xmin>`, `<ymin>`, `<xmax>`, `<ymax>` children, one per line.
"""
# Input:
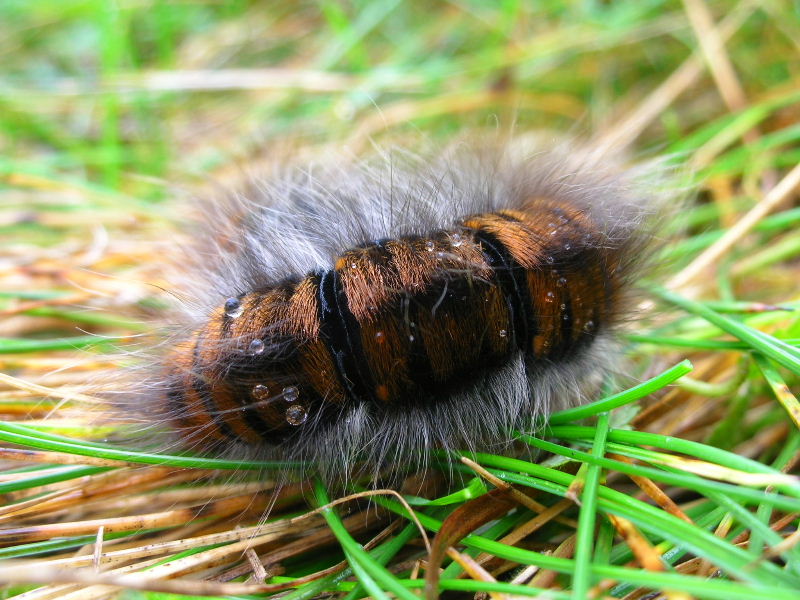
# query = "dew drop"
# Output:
<box><xmin>408</xmin><ymin>334</ymin><xmax>415</xmax><ymax>342</ymax></box>
<box><xmin>583</xmin><ymin>320</ymin><xmax>595</xmax><ymax>333</ymax></box>
<box><xmin>350</xmin><ymin>262</ymin><xmax>358</xmax><ymax>269</ymax></box>
<box><xmin>451</xmin><ymin>233</ymin><xmax>463</xmax><ymax>247</ymax></box>
<box><xmin>285</xmin><ymin>404</ymin><xmax>308</xmax><ymax>426</ymax></box>
<box><xmin>545</xmin><ymin>291</ymin><xmax>555</xmax><ymax>302</ymax></box>
<box><xmin>545</xmin><ymin>255</ymin><xmax>555</xmax><ymax>264</ymax></box>
<box><xmin>375</xmin><ymin>331</ymin><xmax>385</xmax><ymax>342</ymax></box>
<box><xmin>248</xmin><ymin>339</ymin><xmax>265</xmax><ymax>355</ymax></box>
<box><xmin>564</xmin><ymin>243</ymin><xmax>571</xmax><ymax>251</ymax></box>
<box><xmin>425</xmin><ymin>241</ymin><xmax>435</xmax><ymax>252</ymax></box>
<box><xmin>562</xmin><ymin>313</ymin><xmax>570</xmax><ymax>321</ymax></box>
<box><xmin>560</xmin><ymin>303</ymin><xmax>566</xmax><ymax>310</ymax></box>
<box><xmin>282</xmin><ymin>386</ymin><xmax>299</xmax><ymax>402</ymax></box>
<box><xmin>557</xmin><ymin>277</ymin><xmax>567</xmax><ymax>287</ymax></box>
<box><xmin>499</xmin><ymin>329</ymin><xmax>508</xmax><ymax>338</ymax></box>
<box><xmin>224</xmin><ymin>297</ymin><xmax>243</xmax><ymax>318</ymax></box>
<box><xmin>251</xmin><ymin>384</ymin><xmax>270</xmax><ymax>401</ymax></box>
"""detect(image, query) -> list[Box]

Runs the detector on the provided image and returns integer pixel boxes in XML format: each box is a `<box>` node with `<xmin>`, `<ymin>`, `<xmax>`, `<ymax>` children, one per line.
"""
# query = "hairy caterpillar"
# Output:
<box><xmin>121</xmin><ymin>137</ymin><xmax>671</xmax><ymax>481</ymax></box>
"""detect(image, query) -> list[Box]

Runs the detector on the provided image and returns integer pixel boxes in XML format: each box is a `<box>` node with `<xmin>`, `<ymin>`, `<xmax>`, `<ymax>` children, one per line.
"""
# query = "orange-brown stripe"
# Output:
<box><xmin>463</xmin><ymin>213</ymin><xmax>546</xmax><ymax>269</ymax></box>
<box><xmin>337</xmin><ymin>246</ymin><xmax>400</xmax><ymax>323</ymax></box>
<box><xmin>192</xmin><ymin>319</ymin><xmax>245</xmax><ymax>441</ymax></box>
<box><xmin>359</xmin><ymin>312</ymin><xmax>412</xmax><ymax>403</ymax></box>
<box><xmin>165</xmin><ymin>333</ymin><xmax>230</xmax><ymax>447</ymax></box>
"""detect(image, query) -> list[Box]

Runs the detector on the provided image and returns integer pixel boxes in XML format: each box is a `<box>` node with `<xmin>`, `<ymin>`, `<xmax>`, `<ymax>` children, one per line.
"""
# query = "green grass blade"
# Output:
<box><xmin>571</xmin><ymin>412</ymin><xmax>609</xmax><ymax>599</ymax></box>
<box><xmin>312</xmin><ymin>478</ymin><xmax>417</xmax><ymax>600</ymax></box>
<box><xmin>655</xmin><ymin>289</ymin><xmax>800</xmax><ymax>375</ymax></box>
<box><xmin>0</xmin><ymin>421</ymin><xmax>290</xmax><ymax>470</ymax></box>
<box><xmin>548</xmin><ymin>360</ymin><xmax>693</xmax><ymax>425</ymax></box>
<box><xmin>753</xmin><ymin>353</ymin><xmax>800</xmax><ymax>428</ymax></box>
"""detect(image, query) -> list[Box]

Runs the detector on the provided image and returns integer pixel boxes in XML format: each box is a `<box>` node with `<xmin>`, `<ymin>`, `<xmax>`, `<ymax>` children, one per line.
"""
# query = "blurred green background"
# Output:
<box><xmin>2</xmin><ymin>0</ymin><xmax>797</xmax><ymax>204</ymax></box>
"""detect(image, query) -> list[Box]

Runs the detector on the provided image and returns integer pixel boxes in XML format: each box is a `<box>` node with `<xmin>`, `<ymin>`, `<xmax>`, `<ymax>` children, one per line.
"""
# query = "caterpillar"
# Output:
<box><xmin>121</xmin><ymin>137</ymin><xmax>672</xmax><ymax>481</ymax></box>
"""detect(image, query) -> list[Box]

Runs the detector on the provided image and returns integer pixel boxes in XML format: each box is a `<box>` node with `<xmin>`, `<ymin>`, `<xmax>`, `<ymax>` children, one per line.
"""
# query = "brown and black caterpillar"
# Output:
<box><xmin>117</xmin><ymin>138</ymin><xmax>673</xmax><ymax>481</ymax></box>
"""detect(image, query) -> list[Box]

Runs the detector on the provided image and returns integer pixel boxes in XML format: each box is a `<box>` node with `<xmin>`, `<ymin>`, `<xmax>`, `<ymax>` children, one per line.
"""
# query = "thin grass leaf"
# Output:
<box><xmin>312</xmin><ymin>478</ymin><xmax>417</xmax><ymax>600</ymax></box>
<box><xmin>753</xmin><ymin>353</ymin><xmax>800</xmax><ymax>428</ymax></box>
<box><xmin>0</xmin><ymin>336</ymin><xmax>123</xmax><ymax>354</ymax></box>
<box><xmin>571</xmin><ymin>412</ymin><xmax>609</xmax><ymax>599</ymax></box>
<box><xmin>550</xmin><ymin>426</ymin><xmax>794</xmax><ymax>479</ymax></box>
<box><xmin>0</xmin><ymin>421</ymin><xmax>287</xmax><ymax>469</ymax></box>
<box><xmin>341</xmin><ymin>523</ymin><xmax>420</xmax><ymax>600</ymax></box>
<box><xmin>628</xmin><ymin>335</ymin><xmax>800</xmax><ymax>350</ymax></box>
<box><xmin>0</xmin><ymin>465</ymin><xmax>109</xmax><ymax>494</ymax></box>
<box><xmin>655</xmin><ymin>288</ymin><xmax>800</xmax><ymax>374</ymax></box>
<box><xmin>548</xmin><ymin>360</ymin><xmax>693</xmax><ymax>425</ymax></box>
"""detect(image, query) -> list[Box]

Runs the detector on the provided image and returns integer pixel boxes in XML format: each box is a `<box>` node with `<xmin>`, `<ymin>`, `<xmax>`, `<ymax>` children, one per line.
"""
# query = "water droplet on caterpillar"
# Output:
<box><xmin>282</xmin><ymin>386</ymin><xmax>299</xmax><ymax>402</ymax></box>
<box><xmin>499</xmin><ymin>329</ymin><xmax>508</xmax><ymax>338</ymax></box>
<box><xmin>545</xmin><ymin>291</ymin><xmax>555</xmax><ymax>302</ymax></box>
<box><xmin>425</xmin><ymin>241</ymin><xmax>435</xmax><ymax>252</ymax></box>
<box><xmin>285</xmin><ymin>405</ymin><xmax>308</xmax><ymax>426</ymax></box>
<box><xmin>450</xmin><ymin>233</ymin><xmax>463</xmax><ymax>247</ymax></box>
<box><xmin>545</xmin><ymin>255</ymin><xmax>555</xmax><ymax>264</ymax></box>
<box><xmin>252</xmin><ymin>384</ymin><xmax>270</xmax><ymax>401</ymax></box>
<box><xmin>224</xmin><ymin>297</ymin><xmax>243</xmax><ymax>318</ymax></box>
<box><xmin>563</xmin><ymin>242</ymin><xmax>571</xmax><ymax>251</ymax></box>
<box><xmin>557</xmin><ymin>277</ymin><xmax>567</xmax><ymax>287</ymax></box>
<box><xmin>559</xmin><ymin>303</ymin><xmax>566</xmax><ymax>310</ymax></box>
<box><xmin>248</xmin><ymin>339</ymin><xmax>265</xmax><ymax>355</ymax></box>
<box><xmin>583</xmin><ymin>320</ymin><xmax>595</xmax><ymax>333</ymax></box>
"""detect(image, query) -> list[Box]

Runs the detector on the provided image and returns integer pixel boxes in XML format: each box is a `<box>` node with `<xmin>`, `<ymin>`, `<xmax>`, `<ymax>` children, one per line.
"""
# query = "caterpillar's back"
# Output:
<box><xmin>126</xmin><ymin>138</ymin><xmax>672</xmax><ymax>480</ymax></box>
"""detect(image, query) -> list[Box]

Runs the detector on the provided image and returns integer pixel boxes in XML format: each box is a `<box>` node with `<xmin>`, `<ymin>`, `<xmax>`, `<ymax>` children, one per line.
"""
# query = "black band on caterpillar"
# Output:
<box><xmin>472</xmin><ymin>229</ymin><xmax>535</xmax><ymax>352</ymax></box>
<box><xmin>316</xmin><ymin>269</ymin><xmax>377</xmax><ymax>406</ymax></box>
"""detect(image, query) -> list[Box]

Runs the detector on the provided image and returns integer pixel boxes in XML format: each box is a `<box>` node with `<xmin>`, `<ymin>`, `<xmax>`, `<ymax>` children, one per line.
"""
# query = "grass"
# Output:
<box><xmin>1</xmin><ymin>1</ymin><xmax>799</xmax><ymax>599</ymax></box>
